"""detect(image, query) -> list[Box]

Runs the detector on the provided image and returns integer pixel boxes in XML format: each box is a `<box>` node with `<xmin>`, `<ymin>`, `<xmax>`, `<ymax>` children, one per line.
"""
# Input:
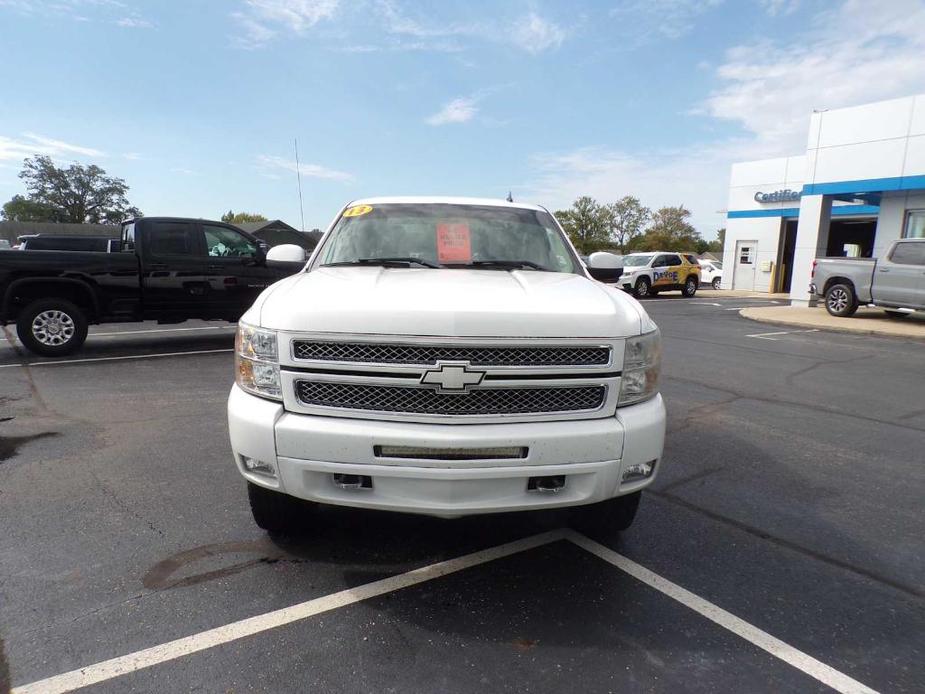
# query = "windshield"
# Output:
<box><xmin>623</xmin><ymin>254</ymin><xmax>654</xmax><ymax>267</ymax></box>
<box><xmin>316</xmin><ymin>203</ymin><xmax>579</xmax><ymax>273</ymax></box>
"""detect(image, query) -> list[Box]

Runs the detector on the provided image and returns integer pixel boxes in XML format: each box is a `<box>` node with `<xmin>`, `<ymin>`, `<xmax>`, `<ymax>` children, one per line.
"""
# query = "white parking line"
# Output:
<box><xmin>0</xmin><ymin>325</ymin><xmax>236</xmax><ymax>342</ymax></box>
<box><xmin>746</xmin><ymin>329</ymin><xmax>820</xmax><ymax>341</ymax></box>
<box><xmin>0</xmin><ymin>348</ymin><xmax>233</xmax><ymax>369</ymax></box>
<box><xmin>567</xmin><ymin>530</ymin><xmax>878</xmax><ymax>694</ymax></box>
<box><xmin>11</xmin><ymin>530</ymin><xmax>568</xmax><ymax>694</ymax></box>
<box><xmin>693</xmin><ymin>302</ymin><xmax>723</xmax><ymax>307</ymax></box>
<box><xmin>12</xmin><ymin>528</ymin><xmax>878</xmax><ymax>694</ymax></box>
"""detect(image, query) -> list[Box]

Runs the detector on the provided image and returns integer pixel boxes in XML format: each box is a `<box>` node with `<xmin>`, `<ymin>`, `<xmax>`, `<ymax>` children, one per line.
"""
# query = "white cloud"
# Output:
<box><xmin>0</xmin><ymin>133</ymin><xmax>105</xmax><ymax>162</ymax></box>
<box><xmin>702</xmin><ymin>0</ymin><xmax>925</xmax><ymax>149</ymax></box>
<box><xmin>760</xmin><ymin>0</ymin><xmax>800</xmax><ymax>16</ymax></box>
<box><xmin>257</xmin><ymin>154</ymin><xmax>353</xmax><ymax>181</ymax></box>
<box><xmin>425</xmin><ymin>96</ymin><xmax>479</xmax><ymax>126</ymax></box>
<box><xmin>527</xmin><ymin>0</ymin><xmax>925</xmax><ymax>236</ymax></box>
<box><xmin>609</xmin><ymin>0</ymin><xmax>723</xmax><ymax>42</ymax></box>
<box><xmin>511</xmin><ymin>11</ymin><xmax>566</xmax><ymax>54</ymax></box>
<box><xmin>0</xmin><ymin>1</ymin><xmax>155</xmax><ymax>27</ymax></box>
<box><xmin>230</xmin><ymin>0</ymin><xmax>567</xmax><ymax>53</ymax></box>
<box><xmin>116</xmin><ymin>16</ymin><xmax>153</xmax><ymax>28</ymax></box>
<box><xmin>523</xmin><ymin>145</ymin><xmax>738</xmax><ymax>235</ymax></box>
<box><xmin>374</xmin><ymin>1</ymin><xmax>566</xmax><ymax>54</ymax></box>
<box><xmin>233</xmin><ymin>0</ymin><xmax>338</xmax><ymax>47</ymax></box>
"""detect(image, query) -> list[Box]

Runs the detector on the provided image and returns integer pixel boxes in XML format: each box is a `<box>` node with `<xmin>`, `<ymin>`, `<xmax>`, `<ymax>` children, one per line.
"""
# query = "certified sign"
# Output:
<box><xmin>754</xmin><ymin>189</ymin><xmax>801</xmax><ymax>203</ymax></box>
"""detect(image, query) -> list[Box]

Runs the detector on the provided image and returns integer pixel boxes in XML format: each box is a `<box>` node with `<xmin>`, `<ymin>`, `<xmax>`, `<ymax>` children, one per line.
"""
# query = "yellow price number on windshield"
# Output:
<box><xmin>343</xmin><ymin>205</ymin><xmax>373</xmax><ymax>218</ymax></box>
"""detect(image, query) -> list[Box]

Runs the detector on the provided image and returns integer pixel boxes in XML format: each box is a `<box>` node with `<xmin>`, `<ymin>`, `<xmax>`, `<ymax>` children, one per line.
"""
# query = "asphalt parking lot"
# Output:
<box><xmin>1</xmin><ymin>296</ymin><xmax>923</xmax><ymax>694</ymax></box>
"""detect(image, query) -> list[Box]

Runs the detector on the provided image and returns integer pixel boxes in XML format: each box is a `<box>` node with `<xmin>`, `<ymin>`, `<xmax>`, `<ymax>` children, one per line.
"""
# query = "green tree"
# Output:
<box><xmin>706</xmin><ymin>227</ymin><xmax>725</xmax><ymax>254</ymax></box>
<box><xmin>604</xmin><ymin>196</ymin><xmax>649</xmax><ymax>253</ymax></box>
<box><xmin>634</xmin><ymin>205</ymin><xmax>703</xmax><ymax>252</ymax></box>
<box><xmin>1</xmin><ymin>194</ymin><xmax>63</xmax><ymax>222</ymax></box>
<box><xmin>554</xmin><ymin>196</ymin><xmax>609</xmax><ymax>254</ymax></box>
<box><xmin>5</xmin><ymin>156</ymin><xmax>140</xmax><ymax>223</ymax></box>
<box><xmin>221</xmin><ymin>210</ymin><xmax>268</xmax><ymax>224</ymax></box>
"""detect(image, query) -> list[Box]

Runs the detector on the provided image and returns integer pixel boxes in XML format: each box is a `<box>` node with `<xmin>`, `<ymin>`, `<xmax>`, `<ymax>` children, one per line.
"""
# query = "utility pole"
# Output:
<box><xmin>294</xmin><ymin>138</ymin><xmax>305</xmax><ymax>232</ymax></box>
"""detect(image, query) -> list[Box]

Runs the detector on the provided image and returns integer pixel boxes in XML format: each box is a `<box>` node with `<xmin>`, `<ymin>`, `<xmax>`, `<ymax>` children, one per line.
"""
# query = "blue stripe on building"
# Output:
<box><xmin>727</xmin><ymin>204</ymin><xmax>878</xmax><ymax>219</ymax></box>
<box><xmin>802</xmin><ymin>174</ymin><xmax>925</xmax><ymax>196</ymax></box>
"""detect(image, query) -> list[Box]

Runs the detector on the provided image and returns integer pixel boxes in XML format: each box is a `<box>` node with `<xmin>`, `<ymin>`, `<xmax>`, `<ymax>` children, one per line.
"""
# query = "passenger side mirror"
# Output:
<box><xmin>266</xmin><ymin>244</ymin><xmax>308</xmax><ymax>271</ymax></box>
<box><xmin>586</xmin><ymin>251</ymin><xmax>623</xmax><ymax>283</ymax></box>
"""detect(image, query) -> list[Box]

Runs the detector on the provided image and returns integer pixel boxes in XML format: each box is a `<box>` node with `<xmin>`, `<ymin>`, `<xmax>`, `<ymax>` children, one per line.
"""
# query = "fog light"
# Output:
<box><xmin>241</xmin><ymin>455</ymin><xmax>276</xmax><ymax>478</ymax></box>
<box><xmin>622</xmin><ymin>460</ymin><xmax>655</xmax><ymax>482</ymax></box>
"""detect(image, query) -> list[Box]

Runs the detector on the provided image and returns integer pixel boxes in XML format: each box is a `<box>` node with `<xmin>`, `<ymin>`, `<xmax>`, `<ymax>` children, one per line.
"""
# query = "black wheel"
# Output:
<box><xmin>634</xmin><ymin>277</ymin><xmax>651</xmax><ymax>298</ymax></box>
<box><xmin>570</xmin><ymin>492</ymin><xmax>641</xmax><ymax>533</ymax></box>
<box><xmin>712</xmin><ymin>277</ymin><xmax>721</xmax><ymax>290</ymax></box>
<box><xmin>681</xmin><ymin>276</ymin><xmax>698</xmax><ymax>297</ymax></box>
<box><xmin>824</xmin><ymin>283</ymin><xmax>858</xmax><ymax>317</ymax></box>
<box><xmin>884</xmin><ymin>310</ymin><xmax>909</xmax><ymax>319</ymax></box>
<box><xmin>16</xmin><ymin>298</ymin><xmax>89</xmax><ymax>356</ymax></box>
<box><xmin>247</xmin><ymin>482</ymin><xmax>315</xmax><ymax>535</ymax></box>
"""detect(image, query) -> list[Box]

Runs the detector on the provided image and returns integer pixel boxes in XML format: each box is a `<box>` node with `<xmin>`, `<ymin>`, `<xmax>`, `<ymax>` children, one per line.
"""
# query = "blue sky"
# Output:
<box><xmin>1</xmin><ymin>0</ymin><xmax>924</xmax><ymax>239</ymax></box>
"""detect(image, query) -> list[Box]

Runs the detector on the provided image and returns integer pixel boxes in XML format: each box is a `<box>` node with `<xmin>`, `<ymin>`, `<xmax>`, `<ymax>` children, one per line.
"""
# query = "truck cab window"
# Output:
<box><xmin>121</xmin><ymin>223</ymin><xmax>135</xmax><ymax>252</ymax></box>
<box><xmin>203</xmin><ymin>225</ymin><xmax>257</xmax><ymax>258</ymax></box>
<box><xmin>889</xmin><ymin>242</ymin><xmax>925</xmax><ymax>265</ymax></box>
<box><xmin>149</xmin><ymin>222</ymin><xmax>197</xmax><ymax>256</ymax></box>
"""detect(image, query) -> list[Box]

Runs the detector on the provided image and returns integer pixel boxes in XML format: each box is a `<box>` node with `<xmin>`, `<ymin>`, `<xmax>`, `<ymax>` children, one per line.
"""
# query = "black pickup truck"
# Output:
<box><xmin>0</xmin><ymin>217</ymin><xmax>303</xmax><ymax>356</ymax></box>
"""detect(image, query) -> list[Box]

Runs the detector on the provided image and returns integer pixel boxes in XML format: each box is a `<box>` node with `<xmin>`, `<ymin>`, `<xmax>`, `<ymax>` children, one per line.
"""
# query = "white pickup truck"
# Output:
<box><xmin>228</xmin><ymin>197</ymin><xmax>666</xmax><ymax>534</ymax></box>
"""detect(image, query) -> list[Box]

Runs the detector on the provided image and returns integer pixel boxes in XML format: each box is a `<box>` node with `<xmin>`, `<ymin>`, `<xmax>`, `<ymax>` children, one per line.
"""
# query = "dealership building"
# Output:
<box><xmin>722</xmin><ymin>93</ymin><xmax>925</xmax><ymax>306</ymax></box>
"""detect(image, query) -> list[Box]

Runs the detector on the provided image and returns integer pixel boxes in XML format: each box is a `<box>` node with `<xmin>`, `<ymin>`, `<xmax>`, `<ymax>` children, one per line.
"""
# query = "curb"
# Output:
<box><xmin>738</xmin><ymin>308</ymin><xmax>925</xmax><ymax>341</ymax></box>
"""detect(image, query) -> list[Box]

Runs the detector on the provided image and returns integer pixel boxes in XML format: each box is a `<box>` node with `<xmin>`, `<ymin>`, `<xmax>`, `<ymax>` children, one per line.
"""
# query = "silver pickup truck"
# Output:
<box><xmin>811</xmin><ymin>239</ymin><xmax>925</xmax><ymax>317</ymax></box>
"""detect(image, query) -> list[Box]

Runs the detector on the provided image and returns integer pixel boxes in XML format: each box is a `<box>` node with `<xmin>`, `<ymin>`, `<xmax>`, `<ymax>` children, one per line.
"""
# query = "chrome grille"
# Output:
<box><xmin>295</xmin><ymin>381</ymin><xmax>606</xmax><ymax>416</ymax></box>
<box><xmin>292</xmin><ymin>341</ymin><xmax>610</xmax><ymax>367</ymax></box>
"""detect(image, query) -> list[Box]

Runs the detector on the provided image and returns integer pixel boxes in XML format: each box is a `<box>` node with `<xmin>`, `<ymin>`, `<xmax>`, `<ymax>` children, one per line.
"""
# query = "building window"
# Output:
<box><xmin>904</xmin><ymin>210</ymin><xmax>925</xmax><ymax>239</ymax></box>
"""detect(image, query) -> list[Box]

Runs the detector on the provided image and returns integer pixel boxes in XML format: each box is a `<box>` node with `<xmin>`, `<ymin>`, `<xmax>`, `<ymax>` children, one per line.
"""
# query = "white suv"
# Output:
<box><xmin>228</xmin><ymin>197</ymin><xmax>666</xmax><ymax>534</ymax></box>
<box><xmin>698</xmin><ymin>260</ymin><xmax>723</xmax><ymax>289</ymax></box>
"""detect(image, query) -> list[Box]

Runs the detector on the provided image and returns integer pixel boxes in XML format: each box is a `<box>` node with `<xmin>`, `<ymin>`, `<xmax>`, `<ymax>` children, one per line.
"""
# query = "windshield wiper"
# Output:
<box><xmin>449</xmin><ymin>260</ymin><xmax>551</xmax><ymax>271</ymax></box>
<box><xmin>323</xmin><ymin>257</ymin><xmax>440</xmax><ymax>269</ymax></box>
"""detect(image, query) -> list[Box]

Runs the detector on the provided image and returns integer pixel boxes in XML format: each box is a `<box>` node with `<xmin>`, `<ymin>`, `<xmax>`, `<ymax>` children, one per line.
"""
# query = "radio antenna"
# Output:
<box><xmin>294</xmin><ymin>138</ymin><xmax>306</xmax><ymax>232</ymax></box>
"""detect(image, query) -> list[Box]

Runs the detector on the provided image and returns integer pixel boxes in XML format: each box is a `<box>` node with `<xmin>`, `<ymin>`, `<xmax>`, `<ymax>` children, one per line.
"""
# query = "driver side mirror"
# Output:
<box><xmin>255</xmin><ymin>242</ymin><xmax>269</xmax><ymax>262</ymax></box>
<box><xmin>586</xmin><ymin>251</ymin><xmax>623</xmax><ymax>283</ymax></box>
<box><xmin>266</xmin><ymin>244</ymin><xmax>308</xmax><ymax>272</ymax></box>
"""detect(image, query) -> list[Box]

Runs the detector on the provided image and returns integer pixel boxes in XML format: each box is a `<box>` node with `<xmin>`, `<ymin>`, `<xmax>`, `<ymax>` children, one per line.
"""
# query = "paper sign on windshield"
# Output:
<box><xmin>436</xmin><ymin>222</ymin><xmax>471</xmax><ymax>263</ymax></box>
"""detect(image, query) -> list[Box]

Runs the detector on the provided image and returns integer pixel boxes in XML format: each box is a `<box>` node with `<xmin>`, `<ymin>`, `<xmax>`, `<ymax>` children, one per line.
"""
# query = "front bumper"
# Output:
<box><xmin>228</xmin><ymin>385</ymin><xmax>666</xmax><ymax>518</ymax></box>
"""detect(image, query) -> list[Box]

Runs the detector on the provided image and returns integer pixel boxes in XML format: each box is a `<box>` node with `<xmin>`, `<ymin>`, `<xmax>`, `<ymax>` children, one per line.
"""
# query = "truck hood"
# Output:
<box><xmin>250</xmin><ymin>267</ymin><xmax>647</xmax><ymax>338</ymax></box>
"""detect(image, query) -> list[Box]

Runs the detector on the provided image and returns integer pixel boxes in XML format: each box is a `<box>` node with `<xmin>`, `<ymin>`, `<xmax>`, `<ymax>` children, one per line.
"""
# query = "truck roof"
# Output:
<box><xmin>346</xmin><ymin>196</ymin><xmax>549</xmax><ymax>213</ymax></box>
<box><xmin>120</xmin><ymin>216</ymin><xmax>231</xmax><ymax>225</ymax></box>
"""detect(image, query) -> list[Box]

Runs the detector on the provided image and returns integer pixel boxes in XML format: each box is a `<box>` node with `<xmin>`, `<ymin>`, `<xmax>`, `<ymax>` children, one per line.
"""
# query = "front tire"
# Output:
<box><xmin>712</xmin><ymin>277</ymin><xmax>721</xmax><ymax>290</ymax></box>
<box><xmin>681</xmin><ymin>276</ymin><xmax>698</xmax><ymax>297</ymax></box>
<box><xmin>247</xmin><ymin>482</ymin><xmax>315</xmax><ymax>535</ymax></box>
<box><xmin>825</xmin><ymin>283</ymin><xmax>858</xmax><ymax>317</ymax></box>
<box><xmin>634</xmin><ymin>277</ymin><xmax>651</xmax><ymax>299</ymax></box>
<box><xmin>570</xmin><ymin>492</ymin><xmax>641</xmax><ymax>533</ymax></box>
<box><xmin>16</xmin><ymin>298</ymin><xmax>89</xmax><ymax>356</ymax></box>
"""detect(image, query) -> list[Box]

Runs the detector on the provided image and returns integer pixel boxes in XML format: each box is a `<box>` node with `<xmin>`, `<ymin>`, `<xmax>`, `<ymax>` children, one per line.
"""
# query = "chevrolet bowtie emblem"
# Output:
<box><xmin>420</xmin><ymin>362</ymin><xmax>485</xmax><ymax>393</ymax></box>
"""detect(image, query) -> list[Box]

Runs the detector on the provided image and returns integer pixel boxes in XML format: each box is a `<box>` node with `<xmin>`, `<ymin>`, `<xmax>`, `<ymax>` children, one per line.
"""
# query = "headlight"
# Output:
<box><xmin>618</xmin><ymin>329</ymin><xmax>661</xmax><ymax>406</ymax></box>
<box><xmin>235</xmin><ymin>323</ymin><xmax>281</xmax><ymax>400</ymax></box>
